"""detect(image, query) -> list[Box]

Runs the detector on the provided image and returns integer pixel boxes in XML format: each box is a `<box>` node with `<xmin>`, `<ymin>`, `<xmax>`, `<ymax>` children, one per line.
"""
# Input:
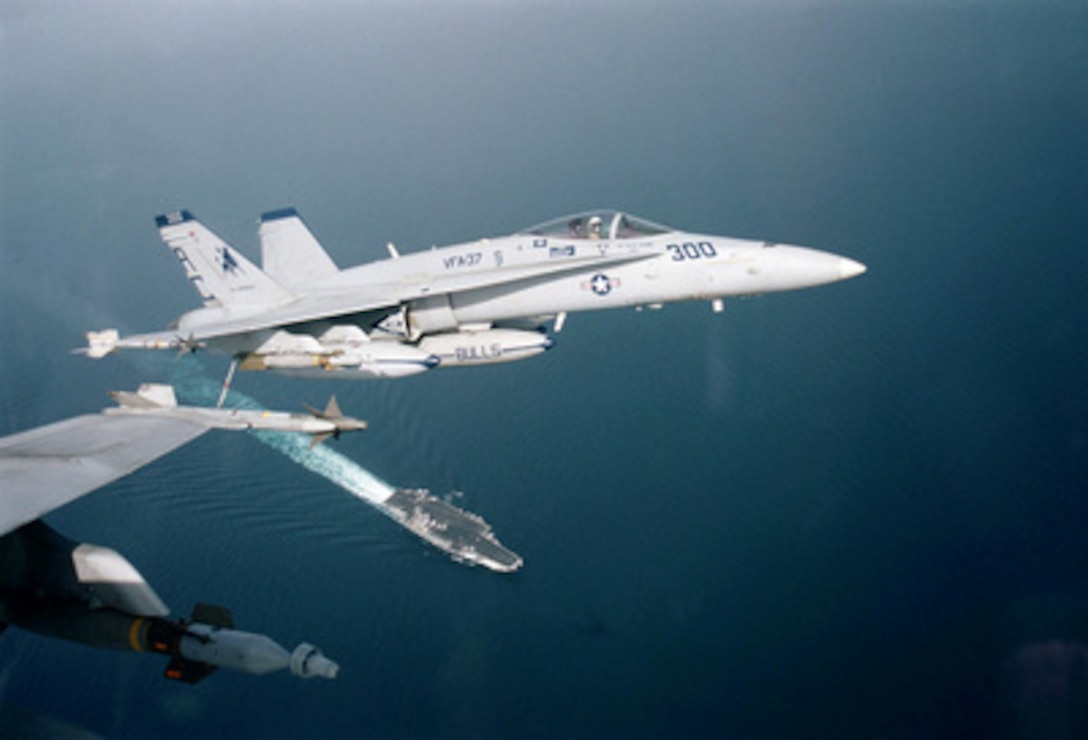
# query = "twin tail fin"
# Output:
<box><xmin>155</xmin><ymin>210</ymin><xmax>293</xmax><ymax>308</ymax></box>
<box><xmin>258</xmin><ymin>207</ymin><xmax>339</xmax><ymax>290</ymax></box>
<box><xmin>156</xmin><ymin>208</ymin><xmax>340</xmax><ymax>307</ymax></box>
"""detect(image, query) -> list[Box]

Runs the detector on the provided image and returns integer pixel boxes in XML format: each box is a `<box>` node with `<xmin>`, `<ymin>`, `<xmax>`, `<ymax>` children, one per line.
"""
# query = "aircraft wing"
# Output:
<box><xmin>185</xmin><ymin>249</ymin><xmax>659</xmax><ymax>341</ymax></box>
<box><xmin>0</xmin><ymin>414</ymin><xmax>209</xmax><ymax>536</ymax></box>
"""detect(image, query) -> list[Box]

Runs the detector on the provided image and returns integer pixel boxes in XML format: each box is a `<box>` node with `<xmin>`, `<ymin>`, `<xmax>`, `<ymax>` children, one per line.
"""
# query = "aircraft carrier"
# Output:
<box><xmin>381</xmin><ymin>488</ymin><xmax>523</xmax><ymax>572</ymax></box>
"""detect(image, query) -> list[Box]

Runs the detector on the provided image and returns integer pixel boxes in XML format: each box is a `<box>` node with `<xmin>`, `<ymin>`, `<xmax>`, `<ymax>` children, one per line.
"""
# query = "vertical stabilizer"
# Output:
<box><xmin>259</xmin><ymin>207</ymin><xmax>339</xmax><ymax>290</ymax></box>
<box><xmin>156</xmin><ymin>211</ymin><xmax>293</xmax><ymax>308</ymax></box>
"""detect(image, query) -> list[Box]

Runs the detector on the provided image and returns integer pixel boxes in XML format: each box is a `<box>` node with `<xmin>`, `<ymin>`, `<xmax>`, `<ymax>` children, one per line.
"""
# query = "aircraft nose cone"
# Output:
<box><xmin>751</xmin><ymin>246</ymin><xmax>868</xmax><ymax>292</ymax></box>
<box><xmin>837</xmin><ymin>257</ymin><xmax>867</xmax><ymax>280</ymax></box>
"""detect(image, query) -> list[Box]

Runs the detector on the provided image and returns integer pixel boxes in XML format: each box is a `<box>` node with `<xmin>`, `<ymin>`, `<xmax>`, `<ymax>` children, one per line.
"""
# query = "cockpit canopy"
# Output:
<box><xmin>521</xmin><ymin>211</ymin><xmax>672</xmax><ymax>241</ymax></box>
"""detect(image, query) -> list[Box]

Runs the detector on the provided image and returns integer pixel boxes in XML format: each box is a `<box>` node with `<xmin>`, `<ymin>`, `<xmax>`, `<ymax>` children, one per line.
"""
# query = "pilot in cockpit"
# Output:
<box><xmin>587</xmin><ymin>215</ymin><xmax>604</xmax><ymax>240</ymax></box>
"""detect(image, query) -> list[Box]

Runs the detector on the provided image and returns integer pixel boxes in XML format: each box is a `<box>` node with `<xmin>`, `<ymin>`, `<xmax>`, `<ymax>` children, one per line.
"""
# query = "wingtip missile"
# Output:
<box><xmin>105</xmin><ymin>385</ymin><xmax>368</xmax><ymax>442</ymax></box>
<box><xmin>84</xmin><ymin>329</ymin><xmax>192</xmax><ymax>358</ymax></box>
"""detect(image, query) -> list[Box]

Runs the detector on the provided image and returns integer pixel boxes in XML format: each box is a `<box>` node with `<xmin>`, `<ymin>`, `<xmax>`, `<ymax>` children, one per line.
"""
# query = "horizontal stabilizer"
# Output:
<box><xmin>259</xmin><ymin>207</ymin><xmax>339</xmax><ymax>290</ymax></box>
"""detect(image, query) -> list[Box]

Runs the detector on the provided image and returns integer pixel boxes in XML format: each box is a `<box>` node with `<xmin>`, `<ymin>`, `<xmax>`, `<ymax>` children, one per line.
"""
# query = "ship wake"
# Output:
<box><xmin>168</xmin><ymin>360</ymin><xmax>522</xmax><ymax>572</ymax></box>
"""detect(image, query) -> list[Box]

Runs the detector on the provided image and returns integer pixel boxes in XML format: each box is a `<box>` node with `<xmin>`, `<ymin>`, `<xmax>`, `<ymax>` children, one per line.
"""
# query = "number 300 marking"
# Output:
<box><xmin>667</xmin><ymin>241</ymin><xmax>717</xmax><ymax>261</ymax></box>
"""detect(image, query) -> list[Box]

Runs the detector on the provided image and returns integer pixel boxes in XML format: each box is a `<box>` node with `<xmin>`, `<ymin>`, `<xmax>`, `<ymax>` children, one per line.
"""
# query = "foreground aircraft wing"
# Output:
<box><xmin>0</xmin><ymin>414</ymin><xmax>209</xmax><ymax>536</ymax></box>
<box><xmin>184</xmin><ymin>249</ymin><xmax>659</xmax><ymax>342</ymax></box>
<box><xmin>0</xmin><ymin>407</ymin><xmax>340</xmax><ymax>682</ymax></box>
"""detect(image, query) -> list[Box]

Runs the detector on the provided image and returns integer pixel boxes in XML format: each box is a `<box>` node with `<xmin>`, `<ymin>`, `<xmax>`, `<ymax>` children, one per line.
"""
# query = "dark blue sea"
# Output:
<box><xmin>2</xmin><ymin>3</ymin><xmax>1087</xmax><ymax>737</ymax></box>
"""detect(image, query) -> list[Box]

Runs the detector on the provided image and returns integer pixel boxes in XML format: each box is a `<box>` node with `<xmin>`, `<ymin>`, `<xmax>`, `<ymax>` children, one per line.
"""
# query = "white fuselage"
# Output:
<box><xmin>229</xmin><ymin>231</ymin><xmax>862</xmax><ymax>339</ymax></box>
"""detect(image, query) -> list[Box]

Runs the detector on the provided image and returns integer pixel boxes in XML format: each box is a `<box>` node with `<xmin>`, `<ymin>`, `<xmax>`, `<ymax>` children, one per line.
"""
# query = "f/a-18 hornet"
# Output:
<box><xmin>86</xmin><ymin>208</ymin><xmax>866</xmax><ymax>380</ymax></box>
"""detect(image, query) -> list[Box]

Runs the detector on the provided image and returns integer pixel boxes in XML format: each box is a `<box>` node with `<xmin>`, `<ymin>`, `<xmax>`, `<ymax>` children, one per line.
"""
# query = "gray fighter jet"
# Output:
<box><xmin>0</xmin><ymin>390</ymin><xmax>339</xmax><ymax>683</ymax></box>
<box><xmin>85</xmin><ymin>208</ymin><xmax>865</xmax><ymax>380</ymax></box>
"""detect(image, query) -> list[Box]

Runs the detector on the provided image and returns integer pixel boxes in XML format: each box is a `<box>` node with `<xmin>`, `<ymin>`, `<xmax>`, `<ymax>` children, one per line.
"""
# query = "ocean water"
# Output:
<box><xmin>2</xmin><ymin>3</ymin><xmax>1087</xmax><ymax>737</ymax></box>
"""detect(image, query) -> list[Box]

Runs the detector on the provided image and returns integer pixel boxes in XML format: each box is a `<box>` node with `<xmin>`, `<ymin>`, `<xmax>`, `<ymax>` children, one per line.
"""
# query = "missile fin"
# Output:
<box><xmin>324</xmin><ymin>395</ymin><xmax>342</xmax><ymax>419</ymax></box>
<box><xmin>309</xmin><ymin>432</ymin><xmax>333</xmax><ymax>449</ymax></box>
